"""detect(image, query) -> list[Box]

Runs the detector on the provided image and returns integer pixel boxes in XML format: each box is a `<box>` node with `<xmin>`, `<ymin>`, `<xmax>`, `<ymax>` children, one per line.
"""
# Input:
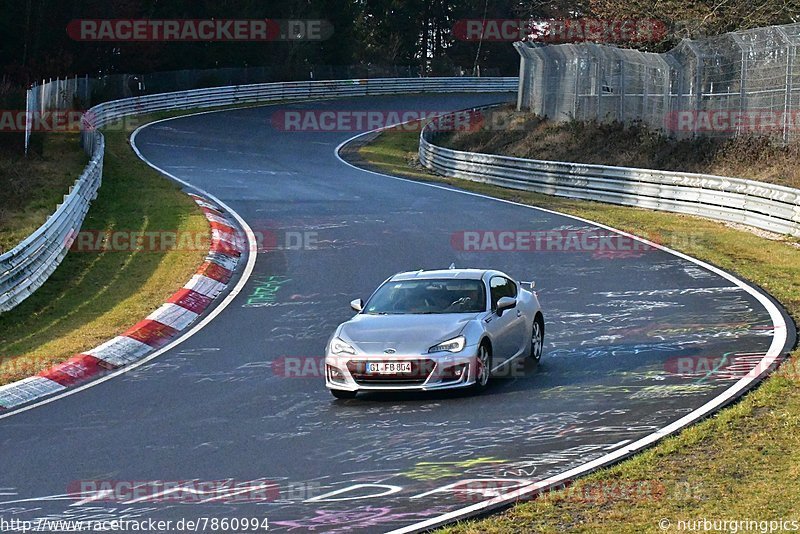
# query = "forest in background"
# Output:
<box><xmin>1</xmin><ymin>0</ymin><xmax>798</xmax><ymax>86</ymax></box>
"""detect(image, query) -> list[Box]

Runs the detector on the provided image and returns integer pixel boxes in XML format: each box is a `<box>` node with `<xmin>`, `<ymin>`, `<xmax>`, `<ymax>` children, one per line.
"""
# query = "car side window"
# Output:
<box><xmin>489</xmin><ymin>276</ymin><xmax>517</xmax><ymax>310</ymax></box>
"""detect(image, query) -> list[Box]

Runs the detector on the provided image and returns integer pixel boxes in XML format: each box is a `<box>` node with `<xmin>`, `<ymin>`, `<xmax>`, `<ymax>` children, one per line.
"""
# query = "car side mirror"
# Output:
<box><xmin>496</xmin><ymin>296</ymin><xmax>516</xmax><ymax>315</ymax></box>
<box><xmin>350</xmin><ymin>298</ymin><xmax>364</xmax><ymax>312</ymax></box>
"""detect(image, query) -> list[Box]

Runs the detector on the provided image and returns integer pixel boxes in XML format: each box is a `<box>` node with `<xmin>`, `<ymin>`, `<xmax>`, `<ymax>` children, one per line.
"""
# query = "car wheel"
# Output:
<box><xmin>530</xmin><ymin>316</ymin><xmax>544</xmax><ymax>362</ymax></box>
<box><xmin>330</xmin><ymin>389</ymin><xmax>357</xmax><ymax>400</ymax></box>
<box><xmin>471</xmin><ymin>342</ymin><xmax>492</xmax><ymax>393</ymax></box>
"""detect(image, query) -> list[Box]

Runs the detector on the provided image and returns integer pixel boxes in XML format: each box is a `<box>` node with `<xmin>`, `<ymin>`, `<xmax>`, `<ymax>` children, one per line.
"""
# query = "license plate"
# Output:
<box><xmin>366</xmin><ymin>362</ymin><xmax>412</xmax><ymax>374</ymax></box>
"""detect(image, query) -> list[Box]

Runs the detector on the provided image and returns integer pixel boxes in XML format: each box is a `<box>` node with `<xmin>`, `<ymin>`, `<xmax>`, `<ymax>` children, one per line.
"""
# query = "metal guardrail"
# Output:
<box><xmin>419</xmin><ymin>111</ymin><xmax>800</xmax><ymax>238</ymax></box>
<box><xmin>0</xmin><ymin>133</ymin><xmax>103</xmax><ymax>312</ymax></box>
<box><xmin>86</xmin><ymin>77</ymin><xmax>516</xmax><ymax>126</ymax></box>
<box><xmin>1</xmin><ymin>77</ymin><xmax>518</xmax><ymax>313</ymax></box>
<box><xmin>82</xmin><ymin>77</ymin><xmax>517</xmax><ymax>152</ymax></box>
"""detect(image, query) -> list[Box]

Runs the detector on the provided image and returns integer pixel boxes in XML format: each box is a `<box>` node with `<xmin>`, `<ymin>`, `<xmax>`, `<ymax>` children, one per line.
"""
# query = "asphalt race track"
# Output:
<box><xmin>0</xmin><ymin>93</ymin><xmax>795</xmax><ymax>533</ymax></box>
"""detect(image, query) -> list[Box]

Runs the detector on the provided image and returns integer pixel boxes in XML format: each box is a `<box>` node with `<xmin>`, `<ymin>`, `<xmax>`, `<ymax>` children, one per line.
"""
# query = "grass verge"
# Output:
<box><xmin>0</xmin><ymin>134</ymin><xmax>88</xmax><ymax>253</ymax></box>
<box><xmin>351</xmin><ymin>125</ymin><xmax>800</xmax><ymax>533</ymax></box>
<box><xmin>0</xmin><ymin>99</ymin><xmax>328</xmax><ymax>386</ymax></box>
<box><xmin>443</xmin><ymin>107</ymin><xmax>800</xmax><ymax>189</ymax></box>
<box><xmin>0</xmin><ymin>120</ymin><xmax>207</xmax><ymax>385</ymax></box>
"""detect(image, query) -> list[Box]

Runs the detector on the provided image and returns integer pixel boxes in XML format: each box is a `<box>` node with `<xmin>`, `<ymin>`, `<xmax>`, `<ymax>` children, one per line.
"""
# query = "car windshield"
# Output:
<box><xmin>364</xmin><ymin>278</ymin><xmax>486</xmax><ymax>314</ymax></box>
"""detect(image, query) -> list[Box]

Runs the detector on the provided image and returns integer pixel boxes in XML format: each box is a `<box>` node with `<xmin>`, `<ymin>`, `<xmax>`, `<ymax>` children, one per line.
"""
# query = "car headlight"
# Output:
<box><xmin>428</xmin><ymin>335</ymin><xmax>466</xmax><ymax>353</ymax></box>
<box><xmin>330</xmin><ymin>337</ymin><xmax>356</xmax><ymax>355</ymax></box>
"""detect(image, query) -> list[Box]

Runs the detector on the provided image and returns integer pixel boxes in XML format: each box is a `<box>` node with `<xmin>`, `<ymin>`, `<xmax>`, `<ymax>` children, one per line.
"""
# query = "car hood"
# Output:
<box><xmin>340</xmin><ymin>313</ymin><xmax>478</xmax><ymax>354</ymax></box>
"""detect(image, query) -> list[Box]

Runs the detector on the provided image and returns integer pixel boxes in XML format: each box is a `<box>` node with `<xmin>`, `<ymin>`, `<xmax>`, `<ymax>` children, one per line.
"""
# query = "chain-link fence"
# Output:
<box><xmin>23</xmin><ymin>76</ymin><xmax>92</xmax><ymax>154</ymax></box>
<box><xmin>516</xmin><ymin>23</ymin><xmax>800</xmax><ymax>142</ymax></box>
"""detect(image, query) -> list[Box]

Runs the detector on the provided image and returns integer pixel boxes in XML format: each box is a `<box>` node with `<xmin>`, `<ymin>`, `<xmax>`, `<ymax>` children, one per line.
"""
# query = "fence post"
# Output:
<box><xmin>514</xmin><ymin>44</ymin><xmax>527</xmax><ymax>110</ymax></box>
<box><xmin>594</xmin><ymin>47</ymin><xmax>602</xmax><ymax>121</ymax></box>
<box><xmin>618</xmin><ymin>56</ymin><xmax>625</xmax><ymax>121</ymax></box>
<box><xmin>533</xmin><ymin>48</ymin><xmax>547</xmax><ymax>116</ymax></box>
<box><xmin>573</xmin><ymin>47</ymin><xmax>581</xmax><ymax>120</ymax></box>
<box><xmin>661</xmin><ymin>53</ymin><xmax>680</xmax><ymax>134</ymax></box>
<box><xmin>642</xmin><ymin>65</ymin><xmax>648</xmax><ymax>120</ymax></box>
<box><xmin>786</xmin><ymin>40</ymin><xmax>795</xmax><ymax>143</ymax></box>
<box><xmin>729</xmin><ymin>34</ymin><xmax>748</xmax><ymax>137</ymax></box>
<box><xmin>740</xmin><ymin>47</ymin><xmax>747</xmax><ymax>138</ymax></box>
<box><xmin>775</xmin><ymin>27</ymin><xmax>794</xmax><ymax>143</ymax></box>
<box><xmin>682</xmin><ymin>40</ymin><xmax>703</xmax><ymax>127</ymax></box>
<box><xmin>24</xmin><ymin>86</ymin><xmax>30</xmax><ymax>156</ymax></box>
<box><xmin>664</xmin><ymin>66</ymin><xmax>673</xmax><ymax>131</ymax></box>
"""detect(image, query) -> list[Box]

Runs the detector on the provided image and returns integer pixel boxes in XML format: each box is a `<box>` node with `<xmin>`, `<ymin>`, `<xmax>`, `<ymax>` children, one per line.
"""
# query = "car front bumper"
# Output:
<box><xmin>325</xmin><ymin>347</ymin><xmax>480</xmax><ymax>392</ymax></box>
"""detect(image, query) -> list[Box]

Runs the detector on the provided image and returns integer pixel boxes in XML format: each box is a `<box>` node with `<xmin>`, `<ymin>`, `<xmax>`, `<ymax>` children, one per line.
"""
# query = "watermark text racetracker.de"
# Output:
<box><xmin>0</xmin><ymin>516</ymin><xmax>269</xmax><ymax>533</ymax></box>
<box><xmin>271</xmin><ymin>108</ymin><xmax>564</xmax><ymax>133</ymax></box>
<box><xmin>67</xmin><ymin>18</ymin><xmax>333</xmax><ymax>41</ymax></box>
<box><xmin>451</xmin><ymin>229</ymin><xmax>701</xmax><ymax>259</ymax></box>
<box><xmin>66</xmin><ymin>479</ymin><xmax>319</xmax><ymax>503</ymax></box>
<box><xmin>271</xmin><ymin>109</ymin><xmax>486</xmax><ymax>132</ymax></box>
<box><xmin>664</xmin><ymin>352</ymin><xmax>796</xmax><ymax>382</ymax></box>
<box><xmin>665</xmin><ymin>109</ymin><xmax>800</xmax><ymax>134</ymax></box>
<box><xmin>273</xmin><ymin>356</ymin><xmax>533</xmax><ymax>379</ymax></box>
<box><xmin>0</xmin><ymin>110</ymin><xmax>140</xmax><ymax>133</ymax></box>
<box><xmin>453</xmin><ymin>18</ymin><xmax>667</xmax><ymax>43</ymax></box>
<box><xmin>456</xmin><ymin>479</ymin><xmax>667</xmax><ymax>503</ymax></box>
<box><xmin>65</xmin><ymin>229</ymin><xmax>319</xmax><ymax>253</ymax></box>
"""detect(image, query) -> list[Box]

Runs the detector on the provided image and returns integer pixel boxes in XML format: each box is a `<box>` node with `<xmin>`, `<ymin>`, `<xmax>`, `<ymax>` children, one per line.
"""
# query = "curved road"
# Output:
<box><xmin>0</xmin><ymin>93</ymin><xmax>794</xmax><ymax>533</ymax></box>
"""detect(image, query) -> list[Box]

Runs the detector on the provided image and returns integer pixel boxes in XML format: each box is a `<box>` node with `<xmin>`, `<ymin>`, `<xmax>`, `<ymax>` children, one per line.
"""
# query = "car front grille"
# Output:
<box><xmin>348</xmin><ymin>359</ymin><xmax>436</xmax><ymax>386</ymax></box>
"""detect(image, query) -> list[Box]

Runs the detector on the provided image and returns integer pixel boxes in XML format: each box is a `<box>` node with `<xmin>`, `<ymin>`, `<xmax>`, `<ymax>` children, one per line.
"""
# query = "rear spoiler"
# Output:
<box><xmin>519</xmin><ymin>280</ymin><xmax>536</xmax><ymax>290</ymax></box>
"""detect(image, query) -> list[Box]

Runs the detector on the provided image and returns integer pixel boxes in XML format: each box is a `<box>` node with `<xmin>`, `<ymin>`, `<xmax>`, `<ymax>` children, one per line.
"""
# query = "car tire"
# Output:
<box><xmin>530</xmin><ymin>316</ymin><xmax>544</xmax><ymax>362</ymax></box>
<box><xmin>330</xmin><ymin>389</ymin><xmax>357</xmax><ymax>400</ymax></box>
<box><xmin>471</xmin><ymin>342</ymin><xmax>492</xmax><ymax>393</ymax></box>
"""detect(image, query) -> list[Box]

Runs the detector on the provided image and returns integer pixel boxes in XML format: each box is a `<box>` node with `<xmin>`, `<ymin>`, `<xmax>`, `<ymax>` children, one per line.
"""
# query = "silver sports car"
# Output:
<box><xmin>325</xmin><ymin>267</ymin><xmax>544</xmax><ymax>399</ymax></box>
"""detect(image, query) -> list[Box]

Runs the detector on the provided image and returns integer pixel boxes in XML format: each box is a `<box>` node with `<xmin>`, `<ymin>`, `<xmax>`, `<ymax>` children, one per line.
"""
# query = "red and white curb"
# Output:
<box><xmin>0</xmin><ymin>194</ymin><xmax>243</xmax><ymax>411</ymax></box>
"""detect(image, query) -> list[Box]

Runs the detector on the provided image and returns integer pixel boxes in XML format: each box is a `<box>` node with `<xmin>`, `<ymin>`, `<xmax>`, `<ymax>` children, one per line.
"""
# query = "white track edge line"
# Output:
<box><xmin>0</xmin><ymin>111</ymin><xmax>258</xmax><ymax>421</ymax></box>
<box><xmin>0</xmin><ymin>95</ymin><xmax>421</xmax><ymax>419</ymax></box>
<box><xmin>1</xmin><ymin>100</ymin><xmax>789</xmax><ymax>530</ymax></box>
<box><xmin>332</xmin><ymin>123</ymin><xmax>790</xmax><ymax>534</ymax></box>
